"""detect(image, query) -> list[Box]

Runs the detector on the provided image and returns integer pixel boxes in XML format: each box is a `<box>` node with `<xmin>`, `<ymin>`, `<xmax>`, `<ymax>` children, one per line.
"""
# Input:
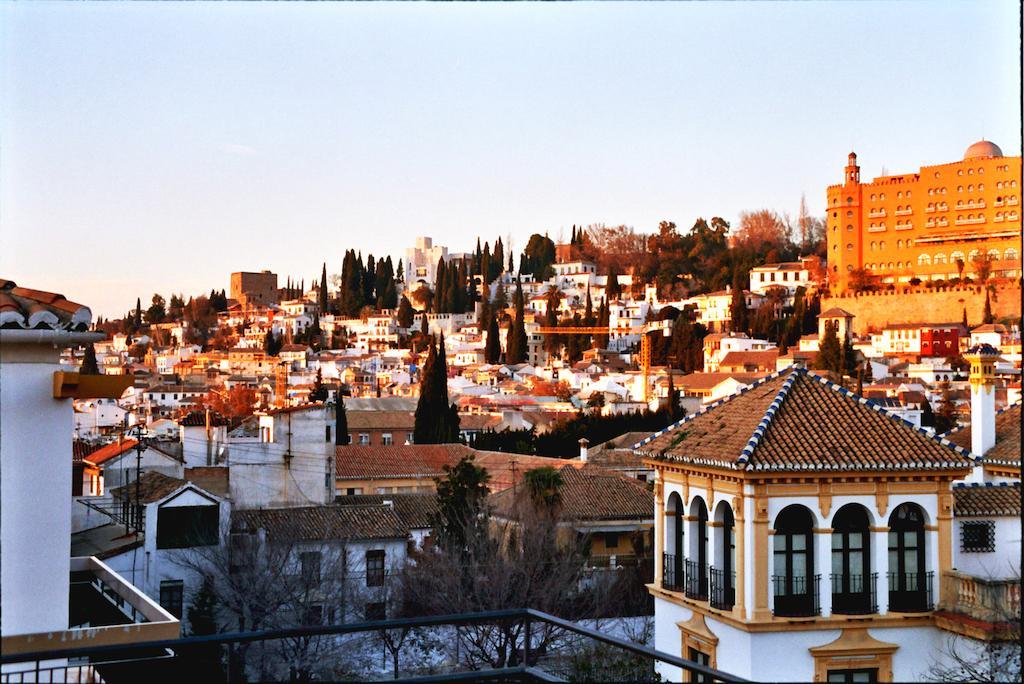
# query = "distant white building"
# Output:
<box><xmin>404</xmin><ymin>236</ymin><xmax>449</xmax><ymax>289</ymax></box>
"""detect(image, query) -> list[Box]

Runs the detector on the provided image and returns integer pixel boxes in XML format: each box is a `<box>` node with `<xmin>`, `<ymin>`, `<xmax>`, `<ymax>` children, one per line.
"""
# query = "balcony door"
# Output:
<box><xmin>831</xmin><ymin>504</ymin><xmax>872</xmax><ymax>614</ymax></box>
<box><xmin>773</xmin><ymin>505</ymin><xmax>815</xmax><ymax>616</ymax></box>
<box><xmin>888</xmin><ymin>503</ymin><xmax>927</xmax><ymax>611</ymax></box>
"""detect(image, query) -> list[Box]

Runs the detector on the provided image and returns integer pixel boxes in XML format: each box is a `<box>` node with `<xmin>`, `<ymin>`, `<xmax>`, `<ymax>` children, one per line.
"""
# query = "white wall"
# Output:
<box><xmin>953</xmin><ymin>515</ymin><xmax>1021</xmax><ymax>579</ymax></box>
<box><xmin>0</xmin><ymin>344</ymin><xmax>72</xmax><ymax>636</ymax></box>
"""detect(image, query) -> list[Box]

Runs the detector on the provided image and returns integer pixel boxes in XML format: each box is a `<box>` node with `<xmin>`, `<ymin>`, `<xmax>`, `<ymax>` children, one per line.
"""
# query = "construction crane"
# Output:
<box><xmin>536</xmin><ymin>320</ymin><xmax>671</xmax><ymax>403</ymax></box>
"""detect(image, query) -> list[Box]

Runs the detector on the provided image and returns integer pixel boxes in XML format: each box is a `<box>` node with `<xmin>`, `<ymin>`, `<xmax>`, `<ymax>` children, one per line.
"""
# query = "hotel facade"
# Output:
<box><xmin>827</xmin><ymin>141</ymin><xmax>1022</xmax><ymax>292</ymax></box>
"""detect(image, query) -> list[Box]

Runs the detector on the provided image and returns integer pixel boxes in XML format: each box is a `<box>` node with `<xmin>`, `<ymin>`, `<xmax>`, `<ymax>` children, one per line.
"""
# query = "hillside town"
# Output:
<box><xmin>2</xmin><ymin>140</ymin><xmax>1021</xmax><ymax>682</ymax></box>
<box><xmin>2</xmin><ymin>0</ymin><xmax>1022</xmax><ymax>680</ymax></box>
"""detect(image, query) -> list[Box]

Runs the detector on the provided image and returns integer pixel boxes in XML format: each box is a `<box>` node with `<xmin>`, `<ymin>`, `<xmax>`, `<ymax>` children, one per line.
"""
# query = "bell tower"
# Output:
<box><xmin>845</xmin><ymin>152</ymin><xmax>860</xmax><ymax>185</ymax></box>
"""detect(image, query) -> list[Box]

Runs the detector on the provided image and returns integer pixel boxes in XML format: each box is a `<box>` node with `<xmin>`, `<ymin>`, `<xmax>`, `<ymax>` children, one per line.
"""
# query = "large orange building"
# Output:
<box><xmin>827</xmin><ymin>140</ymin><xmax>1021</xmax><ymax>292</ymax></box>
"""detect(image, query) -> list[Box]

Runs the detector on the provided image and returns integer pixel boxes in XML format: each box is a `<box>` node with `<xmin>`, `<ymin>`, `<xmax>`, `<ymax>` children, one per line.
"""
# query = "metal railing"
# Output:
<box><xmin>709</xmin><ymin>568</ymin><xmax>735</xmax><ymax>611</ymax></box>
<box><xmin>684</xmin><ymin>560</ymin><xmax>708</xmax><ymax>601</ymax></box>
<box><xmin>888</xmin><ymin>571</ymin><xmax>934</xmax><ymax>612</ymax></box>
<box><xmin>830</xmin><ymin>572</ymin><xmax>878</xmax><ymax>615</ymax></box>
<box><xmin>0</xmin><ymin>608</ymin><xmax>749</xmax><ymax>683</ymax></box>
<box><xmin>771</xmin><ymin>574</ymin><xmax>821</xmax><ymax>617</ymax></box>
<box><xmin>661</xmin><ymin>553</ymin><xmax>683</xmax><ymax>592</ymax></box>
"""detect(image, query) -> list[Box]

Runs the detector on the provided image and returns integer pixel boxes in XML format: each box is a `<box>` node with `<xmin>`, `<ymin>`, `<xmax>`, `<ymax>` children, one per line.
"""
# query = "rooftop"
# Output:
<box><xmin>0</xmin><ymin>279</ymin><xmax>92</xmax><ymax>331</ymax></box>
<box><xmin>944</xmin><ymin>403</ymin><xmax>1021</xmax><ymax>466</ymax></box>
<box><xmin>953</xmin><ymin>481</ymin><xmax>1020</xmax><ymax>517</ymax></box>
<box><xmin>233</xmin><ymin>503</ymin><xmax>408</xmax><ymax>541</ymax></box>
<box><xmin>635</xmin><ymin>367</ymin><xmax>975</xmax><ymax>472</ymax></box>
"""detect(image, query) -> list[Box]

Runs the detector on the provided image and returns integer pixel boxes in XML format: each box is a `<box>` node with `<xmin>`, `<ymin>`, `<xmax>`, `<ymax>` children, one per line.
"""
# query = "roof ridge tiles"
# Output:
<box><xmin>738</xmin><ymin>367</ymin><xmax>803</xmax><ymax>466</ymax></box>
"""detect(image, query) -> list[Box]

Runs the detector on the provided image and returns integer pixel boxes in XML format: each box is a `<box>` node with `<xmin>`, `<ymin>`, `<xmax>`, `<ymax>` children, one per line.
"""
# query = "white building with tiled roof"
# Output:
<box><xmin>635</xmin><ymin>364</ymin><xmax>1020</xmax><ymax>682</ymax></box>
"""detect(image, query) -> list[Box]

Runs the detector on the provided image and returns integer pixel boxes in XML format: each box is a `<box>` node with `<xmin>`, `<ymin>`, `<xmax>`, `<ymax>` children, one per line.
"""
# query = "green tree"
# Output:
<box><xmin>318</xmin><ymin>263</ymin><xmax>329</xmax><ymax>314</ymax></box>
<box><xmin>429</xmin><ymin>454</ymin><xmax>491</xmax><ymax>553</ymax></box>
<box><xmin>983</xmin><ymin>290</ymin><xmax>994</xmax><ymax>324</ymax></box>
<box><xmin>146</xmin><ymin>294</ymin><xmax>167</xmax><ymax>325</ymax></box>
<box><xmin>729</xmin><ymin>273</ymin><xmax>748</xmax><ymax>334</ymax></box>
<box><xmin>506</xmin><ymin>279</ymin><xmax>528</xmax><ymax>364</ymax></box>
<box><xmin>606</xmin><ymin>267</ymin><xmax>622</xmax><ymax>300</ymax></box>
<box><xmin>413</xmin><ymin>336</ymin><xmax>461</xmax><ymax>443</ymax></box>
<box><xmin>520</xmin><ymin>233</ymin><xmax>556</xmax><ymax>280</ymax></box>
<box><xmin>397</xmin><ymin>295</ymin><xmax>415</xmax><ymax>328</ymax></box>
<box><xmin>335</xmin><ymin>395</ymin><xmax>350</xmax><ymax>445</ymax></box>
<box><xmin>814</xmin><ymin>320</ymin><xmax>843</xmax><ymax>378</ymax></box>
<box><xmin>485</xmin><ymin>314</ymin><xmax>502</xmax><ymax>364</ymax></box>
<box><xmin>523</xmin><ymin>466</ymin><xmax>563</xmax><ymax>510</ymax></box>
<box><xmin>309</xmin><ymin>368</ymin><xmax>328</xmax><ymax>402</ymax></box>
<box><xmin>133</xmin><ymin>297</ymin><xmax>142</xmax><ymax>331</ymax></box>
<box><xmin>80</xmin><ymin>343</ymin><xmax>100</xmax><ymax>375</ymax></box>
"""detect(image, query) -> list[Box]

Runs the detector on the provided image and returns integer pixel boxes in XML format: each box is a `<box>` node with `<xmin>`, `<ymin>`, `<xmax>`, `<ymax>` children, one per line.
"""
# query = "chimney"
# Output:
<box><xmin>964</xmin><ymin>344</ymin><xmax>998</xmax><ymax>465</ymax></box>
<box><xmin>578</xmin><ymin>437</ymin><xmax>590</xmax><ymax>463</ymax></box>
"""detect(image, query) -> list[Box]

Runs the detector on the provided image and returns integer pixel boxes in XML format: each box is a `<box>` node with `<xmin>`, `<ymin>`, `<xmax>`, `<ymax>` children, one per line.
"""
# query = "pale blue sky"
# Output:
<box><xmin>2</xmin><ymin>1</ymin><xmax>1019</xmax><ymax>317</ymax></box>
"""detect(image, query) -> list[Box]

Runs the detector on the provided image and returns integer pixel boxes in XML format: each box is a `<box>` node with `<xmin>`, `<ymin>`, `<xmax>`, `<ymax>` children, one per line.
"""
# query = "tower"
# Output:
<box><xmin>844</xmin><ymin>152</ymin><xmax>860</xmax><ymax>184</ymax></box>
<box><xmin>964</xmin><ymin>344</ymin><xmax>998</xmax><ymax>458</ymax></box>
<box><xmin>827</xmin><ymin>151</ymin><xmax>864</xmax><ymax>292</ymax></box>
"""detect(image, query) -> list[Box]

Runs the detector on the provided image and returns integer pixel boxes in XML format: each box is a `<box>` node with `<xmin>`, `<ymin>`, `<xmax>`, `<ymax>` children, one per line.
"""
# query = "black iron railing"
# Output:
<box><xmin>888</xmin><ymin>571</ymin><xmax>934</xmax><ymax>612</ymax></box>
<box><xmin>0</xmin><ymin>608</ymin><xmax>749</xmax><ymax>684</ymax></box>
<box><xmin>831</xmin><ymin>572</ymin><xmax>878</xmax><ymax>615</ymax></box>
<box><xmin>684</xmin><ymin>560</ymin><xmax>708</xmax><ymax>601</ymax></box>
<box><xmin>771</xmin><ymin>574</ymin><xmax>821</xmax><ymax>617</ymax></box>
<box><xmin>662</xmin><ymin>553</ymin><xmax>683</xmax><ymax>592</ymax></box>
<box><xmin>709</xmin><ymin>567</ymin><xmax>735</xmax><ymax>611</ymax></box>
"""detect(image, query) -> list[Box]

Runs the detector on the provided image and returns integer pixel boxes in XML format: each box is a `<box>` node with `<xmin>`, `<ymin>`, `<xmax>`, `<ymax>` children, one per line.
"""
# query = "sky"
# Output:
<box><xmin>2</xmin><ymin>1</ymin><xmax>1020</xmax><ymax>318</ymax></box>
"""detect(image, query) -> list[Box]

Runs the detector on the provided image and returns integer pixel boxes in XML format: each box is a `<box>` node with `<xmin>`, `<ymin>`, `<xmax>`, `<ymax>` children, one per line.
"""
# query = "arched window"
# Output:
<box><xmin>773</xmin><ymin>505</ymin><xmax>817</xmax><ymax>616</ymax></box>
<box><xmin>663</xmin><ymin>493</ymin><xmax>684</xmax><ymax>590</ymax></box>
<box><xmin>918</xmin><ymin>254</ymin><xmax>931</xmax><ymax>266</ymax></box>
<box><xmin>846</xmin><ymin>243</ymin><xmax>853</xmax><ymax>251</ymax></box>
<box><xmin>846</xmin><ymin>210</ymin><xmax>853</xmax><ymax>218</ymax></box>
<box><xmin>711</xmin><ymin>502</ymin><xmax>736</xmax><ymax>610</ymax></box>
<box><xmin>870</xmin><ymin>241</ymin><xmax>876</xmax><ymax>251</ymax></box>
<box><xmin>686</xmin><ymin>498</ymin><xmax>709</xmax><ymax>600</ymax></box>
<box><xmin>951</xmin><ymin>251</ymin><xmax>965</xmax><ymax>263</ymax></box>
<box><xmin>888</xmin><ymin>503</ymin><xmax>929</xmax><ymax>612</ymax></box>
<box><xmin>1006</xmin><ymin>248</ymin><xmax>1019</xmax><ymax>262</ymax></box>
<box><xmin>832</xmin><ymin>505</ymin><xmax>874</xmax><ymax>614</ymax></box>
<box><xmin>987</xmin><ymin>249</ymin><xmax>1000</xmax><ymax>261</ymax></box>
<box><xmin>934</xmin><ymin>253</ymin><xmax>947</xmax><ymax>265</ymax></box>
<box><xmin>968</xmin><ymin>249</ymin><xmax>979</xmax><ymax>262</ymax></box>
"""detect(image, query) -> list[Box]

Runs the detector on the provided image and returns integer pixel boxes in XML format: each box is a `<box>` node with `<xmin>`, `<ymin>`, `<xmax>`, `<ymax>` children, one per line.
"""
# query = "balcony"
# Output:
<box><xmin>661</xmin><ymin>553</ymin><xmax>684</xmax><ymax>592</ymax></box>
<box><xmin>772</xmin><ymin>574</ymin><xmax>821</xmax><ymax>617</ymax></box>
<box><xmin>831</xmin><ymin>572</ymin><xmax>878</xmax><ymax>615</ymax></box>
<box><xmin>888</xmin><ymin>571</ymin><xmax>934</xmax><ymax>613</ymax></box>
<box><xmin>1</xmin><ymin>556</ymin><xmax>179</xmax><ymax>666</ymax></box>
<box><xmin>868</xmin><ymin>209</ymin><xmax>887</xmax><ymax>218</ymax></box>
<box><xmin>684</xmin><ymin>560</ymin><xmax>708</xmax><ymax>601</ymax></box>
<box><xmin>938</xmin><ymin>570</ymin><xmax>1021</xmax><ymax>639</ymax></box>
<box><xmin>709</xmin><ymin>567</ymin><xmax>735</xmax><ymax>611</ymax></box>
<box><xmin>894</xmin><ymin>208</ymin><xmax>913</xmax><ymax>216</ymax></box>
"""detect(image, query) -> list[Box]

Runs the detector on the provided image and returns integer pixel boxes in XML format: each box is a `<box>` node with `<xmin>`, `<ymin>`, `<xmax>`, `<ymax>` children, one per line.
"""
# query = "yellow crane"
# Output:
<box><xmin>535</xmin><ymin>320</ymin><xmax>671</xmax><ymax>403</ymax></box>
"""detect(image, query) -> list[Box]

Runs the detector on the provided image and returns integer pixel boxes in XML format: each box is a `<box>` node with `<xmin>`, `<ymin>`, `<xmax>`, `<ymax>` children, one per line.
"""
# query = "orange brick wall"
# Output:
<box><xmin>827</xmin><ymin>147</ymin><xmax>1022</xmax><ymax>292</ymax></box>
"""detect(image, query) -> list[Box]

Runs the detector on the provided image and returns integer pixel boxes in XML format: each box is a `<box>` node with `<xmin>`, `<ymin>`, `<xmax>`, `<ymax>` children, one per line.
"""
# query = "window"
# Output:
<box><xmin>831</xmin><ymin>505</ymin><xmax>872</xmax><ymax>614</ymax></box>
<box><xmin>156</xmin><ymin>504</ymin><xmax>219</xmax><ymax>549</ymax></box>
<box><xmin>358</xmin><ymin>433</ymin><xmax>370</xmax><ymax>445</ymax></box>
<box><xmin>381</xmin><ymin>433</ymin><xmax>393</xmax><ymax>446</ymax></box>
<box><xmin>366</xmin><ymin>550</ymin><xmax>385</xmax><ymax>587</ymax></box>
<box><xmin>665</xmin><ymin>492</ymin><xmax>684</xmax><ymax>590</ymax></box>
<box><xmin>827</xmin><ymin>669</ymin><xmax>878</xmax><ymax>684</ymax></box>
<box><xmin>888</xmin><ymin>503</ymin><xmax>928</xmax><ymax>611</ymax></box>
<box><xmin>1006</xmin><ymin>248</ymin><xmax>1019</xmax><ymax>262</ymax></box>
<box><xmin>961</xmin><ymin>521</ymin><xmax>995</xmax><ymax>552</ymax></box>
<box><xmin>325</xmin><ymin>425</ymin><xmax>332</xmax><ymax>442</ymax></box>
<box><xmin>300</xmin><ymin>551</ymin><xmax>321</xmax><ymax>584</ymax></box>
<box><xmin>773</xmin><ymin>505</ymin><xmax>816</xmax><ymax>616</ymax></box>
<box><xmin>688</xmin><ymin>648</ymin><xmax>712</xmax><ymax>684</ymax></box>
<box><xmin>365</xmin><ymin>601</ymin><xmax>386</xmax><ymax>621</ymax></box>
<box><xmin>159</xmin><ymin>580</ymin><xmax>184</xmax><ymax>619</ymax></box>
<box><xmin>604</xmin><ymin>532</ymin><xmax>620</xmax><ymax>549</ymax></box>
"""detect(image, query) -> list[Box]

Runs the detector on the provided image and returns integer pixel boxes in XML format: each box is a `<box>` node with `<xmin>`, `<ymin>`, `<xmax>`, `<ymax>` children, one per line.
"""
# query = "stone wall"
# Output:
<box><xmin>822</xmin><ymin>282</ymin><xmax>1022</xmax><ymax>334</ymax></box>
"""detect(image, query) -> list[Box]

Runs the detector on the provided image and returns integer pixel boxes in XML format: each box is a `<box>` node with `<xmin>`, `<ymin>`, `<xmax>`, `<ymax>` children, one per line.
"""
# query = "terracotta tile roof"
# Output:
<box><xmin>953</xmin><ymin>482</ymin><xmax>1021</xmax><ymax>517</ymax></box>
<box><xmin>73</xmin><ymin>440</ymin><xmax>104</xmax><ymax>465</ymax></box>
<box><xmin>473</xmin><ymin>451</ymin><xmax>584</xmax><ymax>492</ymax></box>
<box><xmin>635</xmin><ymin>368</ymin><xmax>976</xmax><ymax>472</ymax></box>
<box><xmin>675</xmin><ymin>371</ymin><xmax>769</xmax><ymax>392</ymax></box>
<box><xmin>346</xmin><ymin>410</ymin><xmax>416</xmax><ymax>430</ymax></box>
<box><xmin>110</xmin><ymin>471</ymin><xmax>187</xmax><ymax>503</ymax></box>
<box><xmin>586</xmin><ymin>431</ymin><xmax>654</xmax><ymax>469</ymax></box>
<box><xmin>88</xmin><ymin>439</ymin><xmax>140</xmax><ymax>466</ymax></box>
<box><xmin>335</xmin><ymin>493</ymin><xmax>438</xmax><ymax>529</ymax></box>
<box><xmin>232</xmin><ymin>504</ymin><xmax>408</xmax><ymax>541</ymax></box>
<box><xmin>490</xmin><ymin>464</ymin><xmax>653</xmax><ymax>522</ymax></box>
<box><xmin>183</xmin><ymin>466</ymin><xmax>230</xmax><ymax>498</ymax></box>
<box><xmin>335</xmin><ymin>444</ymin><xmax>473</xmax><ymax>480</ymax></box>
<box><xmin>261</xmin><ymin>402</ymin><xmax>325</xmax><ymax>416</ymax></box>
<box><xmin>818</xmin><ymin>307</ymin><xmax>854</xmax><ymax>318</ymax></box>
<box><xmin>180</xmin><ymin>410</ymin><xmax>230</xmax><ymax>427</ymax></box>
<box><xmin>718</xmin><ymin>350</ymin><xmax>780</xmax><ymax>371</ymax></box>
<box><xmin>0</xmin><ymin>279</ymin><xmax>92</xmax><ymax>331</ymax></box>
<box><xmin>944</xmin><ymin>403</ymin><xmax>1021</xmax><ymax>465</ymax></box>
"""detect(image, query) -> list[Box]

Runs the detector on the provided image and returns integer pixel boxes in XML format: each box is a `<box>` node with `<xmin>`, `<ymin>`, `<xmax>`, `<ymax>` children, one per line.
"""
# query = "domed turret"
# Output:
<box><xmin>963</xmin><ymin>140</ymin><xmax>1003</xmax><ymax>160</ymax></box>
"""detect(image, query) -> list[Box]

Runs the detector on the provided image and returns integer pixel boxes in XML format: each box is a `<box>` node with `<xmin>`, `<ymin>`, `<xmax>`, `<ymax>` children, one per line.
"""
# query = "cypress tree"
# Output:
<box><xmin>606</xmin><ymin>268</ymin><xmax>621</xmax><ymax>300</ymax></box>
<box><xmin>961</xmin><ymin>306</ymin><xmax>968</xmax><ymax>328</ymax></box>
<box><xmin>485</xmin><ymin>314</ymin><xmax>502</xmax><ymax>364</ymax></box>
<box><xmin>335</xmin><ymin>395</ymin><xmax>350</xmax><ymax>445</ymax></box>
<box><xmin>414</xmin><ymin>334</ymin><xmax>460</xmax><ymax>443</ymax></box>
<box><xmin>433</xmin><ymin>257</ymin><xmax>447</xmax><ymax>313</ymax></box>
<box><xmin>506</xmin><ymin>279</ymin><xmax>528</xmax><ymax>364</ymax></box>
<box><xmin>134</xmin><ymin>297</ymin><xmax>142</xmax><ymax>331</ymax></box>
<box><xmin>80</xmin><ymin>343</ymin><xmax>100</xmax><ymax>375</ymax></box>
<box><xmin>364</xmin><ymin>254</ymin><xmax>376</xmax><ymax>305</ymax></box>
<box><xmin>729</xmin><ymin>272</ymin><xmax>749</xmax><ymax>334</ymax></box>
<box><xmin>814</xmin><ymin>321</ymin><xmax>843</xmax><ymax>378</ymax></box>
<box><xmin>319</xmin><ymin>264</ymin><xmax>329</xmax><ymax>314</ymax></box>
<box><xmin>982</xmin><ymin>290</ymin><xmax>994</xmax><ymax>324</ymax></box>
